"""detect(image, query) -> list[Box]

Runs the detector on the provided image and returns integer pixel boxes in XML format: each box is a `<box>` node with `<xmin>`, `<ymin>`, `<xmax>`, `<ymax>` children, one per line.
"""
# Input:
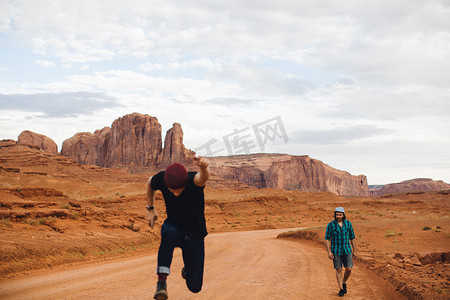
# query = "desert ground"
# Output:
<box><xmin>0</xmin><ymin>144</ymin><xmax>449</xmax><ymax>299</ymax></box>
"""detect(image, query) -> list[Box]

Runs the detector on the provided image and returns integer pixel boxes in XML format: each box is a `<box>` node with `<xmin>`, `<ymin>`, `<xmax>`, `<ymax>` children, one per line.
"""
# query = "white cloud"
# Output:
<box><xmin>139</xmin><ymin>63</ymin><xmax>164</xmax><ymax>71</ymax></box>
<box><xmin>35</xmin><ymin>59</ymin><xmax>56</xmax><ymax>67</ymax></box>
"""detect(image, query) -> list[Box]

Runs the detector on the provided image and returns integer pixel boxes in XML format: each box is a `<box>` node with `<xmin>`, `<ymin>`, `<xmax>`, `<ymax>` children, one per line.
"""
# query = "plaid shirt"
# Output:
<box><xmin>325</xmin><ymin>219</ymin><xmax>355</xmax><ymax>255</ymax></box>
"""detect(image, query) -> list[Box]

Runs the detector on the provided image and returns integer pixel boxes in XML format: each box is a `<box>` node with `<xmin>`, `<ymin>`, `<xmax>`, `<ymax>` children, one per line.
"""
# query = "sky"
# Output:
<box><xmin>1</xmin><ymin>0</ymin><xmax>449</xmax><ymax>185</ymax></box>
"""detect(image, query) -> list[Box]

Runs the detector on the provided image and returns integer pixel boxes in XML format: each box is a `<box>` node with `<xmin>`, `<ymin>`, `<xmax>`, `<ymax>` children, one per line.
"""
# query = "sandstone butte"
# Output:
<box><xmin>370</xmin><ymin>178</ymin><xmax>450</xmax><ymax>196</ymax></box>
<box><xmin>60</xmin><ymin>113</ymin><xmax>194</xmax><ymax>168</ymax></box>
<box><xmin>17</xmin><ymin>130</ymin><xmax>58</xmax><ymax>155</ymax></box>
<box><xmin>18</xmin><ymin>111</ymin><xmax>448</xmax><ymax>197</ymax></box>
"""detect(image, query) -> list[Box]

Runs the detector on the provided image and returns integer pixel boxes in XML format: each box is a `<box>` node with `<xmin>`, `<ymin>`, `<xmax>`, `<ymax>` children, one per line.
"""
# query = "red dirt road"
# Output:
<box><xmin>0</xmin><ymin>228</ymin><xmax>405</xmax><ymax>299</ymax></box>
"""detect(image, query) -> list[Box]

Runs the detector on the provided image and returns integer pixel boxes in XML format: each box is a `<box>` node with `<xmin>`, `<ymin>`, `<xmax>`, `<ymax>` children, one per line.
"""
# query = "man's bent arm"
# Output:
<box><xmin>193</xmin><ymin>156</ymin><xmax>210</xmax><ymax>187</ymax></box>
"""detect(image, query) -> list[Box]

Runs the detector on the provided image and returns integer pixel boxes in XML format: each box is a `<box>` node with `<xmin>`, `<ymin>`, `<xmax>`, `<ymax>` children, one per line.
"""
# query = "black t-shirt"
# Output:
<box><xmin>151</xmin><ymin>171</ymin><xmax>207</xmax><ymax>239</ymax></box>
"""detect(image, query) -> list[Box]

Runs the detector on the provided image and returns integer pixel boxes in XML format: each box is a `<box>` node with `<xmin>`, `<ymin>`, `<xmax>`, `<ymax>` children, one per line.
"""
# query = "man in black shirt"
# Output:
<box><xmin>146</xmin><ymin>156</ymin><xmax>210</xmax><ymax>300</ymax></box>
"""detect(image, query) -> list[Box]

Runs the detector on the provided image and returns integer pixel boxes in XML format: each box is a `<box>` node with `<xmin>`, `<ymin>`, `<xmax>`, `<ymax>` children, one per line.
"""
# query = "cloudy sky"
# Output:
<box><xmin>1</xmin><ymin>0</ymin><xmax>449</xmax><ymax>184</ymax></box>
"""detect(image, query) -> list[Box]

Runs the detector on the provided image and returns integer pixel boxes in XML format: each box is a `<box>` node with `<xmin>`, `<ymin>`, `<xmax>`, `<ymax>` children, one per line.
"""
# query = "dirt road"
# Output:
<box><xmin>0</xmin><ymin>228</ymin><xmax>405</xmax><ymax>299</ymax></box>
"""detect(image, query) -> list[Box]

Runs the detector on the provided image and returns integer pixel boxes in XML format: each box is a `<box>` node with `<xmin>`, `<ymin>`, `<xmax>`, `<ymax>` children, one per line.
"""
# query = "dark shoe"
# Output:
<box><xmin>154</xmin><ymin>280</ymin><xmax>168</xmax><ymax>300</ymax></box>
<box><xmin>181</xmin><ymin>267</ymin><xmax>186</xmax><ymax>279</ymax></box>
<box><xmin>338</xmin><ymin>289</ymin><xmax>345</xmax><ymax>297</ymax></box>
<box><xmin>343</xmin><ymin>283</ymin><xmax>347</xmax><ymax>294</ymax></box>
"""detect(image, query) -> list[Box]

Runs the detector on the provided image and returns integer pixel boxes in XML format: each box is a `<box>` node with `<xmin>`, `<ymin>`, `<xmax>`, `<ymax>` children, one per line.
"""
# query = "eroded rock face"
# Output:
<box><xmin>370</xmin><ymin>178</ymin><xmax>450</xmax><ymax>196</ymax></box>
<box><xmin>17</xmin><ymin>130</ymin><xmax>58</xmax><ymax>154</ymax></box>
<box><xmin>0</xmin><ymin>140</ymin><xmax>17</xmax><ymax>147</ymax></box>
<box><xmin>211</xmin><ymin>165</ymin><xmax>266</xmax><ymax>188</ymax></box>
<box><xmin>61</xmin><ymin>113</ymin><xmax>191</xmax><ymax>169</ymax></box>
<box><xmin>209</xmin><ymin>154</ymin><xmax>369</xmax><ymax>196</ymax></box>
<box><xmin>266</xmin><ymin>156</ymin><xmax>369</xmax><ymax>196</ymax></box>
<box><xmin>106</xmin><ymin>113</ymin><xmax>162</xmax><ymax>168</ymax></box>
<box><xmin>159</xmin><ymin>123</ymin><xmax>195</xmax><ymax>166</ymax></box>
<box><xmin>61</xmin><ymin>128</ymin><xmax>110</xmax><ymax>166</ymax></box>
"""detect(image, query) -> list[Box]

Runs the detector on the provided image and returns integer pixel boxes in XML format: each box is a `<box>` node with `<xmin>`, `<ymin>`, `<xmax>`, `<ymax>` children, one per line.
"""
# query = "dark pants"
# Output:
<box><xmin>157</xmin><ymin>221</ymin><xmax>205</xmax><ymax>293</ymax></box>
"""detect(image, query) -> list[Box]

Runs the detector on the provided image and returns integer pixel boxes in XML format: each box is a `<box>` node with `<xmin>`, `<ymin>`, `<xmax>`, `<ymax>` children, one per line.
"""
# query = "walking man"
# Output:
<box><xmin>325</xmin><ymin>207</ymin><xmax>357</xmax><ymax>297</ymax></box>
<box><xmin>146</xmin><ymin>157</ymin><xmax>210</xmax><ymax>300</ymax></box>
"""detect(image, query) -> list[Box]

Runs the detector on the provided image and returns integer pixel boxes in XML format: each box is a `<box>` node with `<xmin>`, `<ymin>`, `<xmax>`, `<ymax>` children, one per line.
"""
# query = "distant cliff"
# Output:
<box><xmin>60</xmin><ymin>113</ymin><xmax>194</xmax><ymax>169</ymax></box>
<box><xmin>370</xmin><ymin>178</ymin><xmax>450</xmax><ymax>196</ymax></box>
<box><xmin>208</xmin><ymin>154</ymin><xmax>369</xmax><ymax>196</ymax></box>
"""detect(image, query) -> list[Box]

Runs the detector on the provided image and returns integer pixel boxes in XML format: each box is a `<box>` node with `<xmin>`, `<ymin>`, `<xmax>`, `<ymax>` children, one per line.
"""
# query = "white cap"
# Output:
<box><xmin>335</xmin><ymin>207</ymin><xmax>345</xmax><ymax>213</ymax></box>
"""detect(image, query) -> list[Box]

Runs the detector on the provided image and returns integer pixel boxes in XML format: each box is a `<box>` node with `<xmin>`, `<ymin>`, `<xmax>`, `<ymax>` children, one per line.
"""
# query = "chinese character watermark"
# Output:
<box><xmin>194</xmin><ymin>116</ymin><xmax>289</xmax><ymax>156</ymax></box>
<box><xmin>253</xmin><ymin>116</ymin><xmax>289</xmax><ymax>151</ymax></box>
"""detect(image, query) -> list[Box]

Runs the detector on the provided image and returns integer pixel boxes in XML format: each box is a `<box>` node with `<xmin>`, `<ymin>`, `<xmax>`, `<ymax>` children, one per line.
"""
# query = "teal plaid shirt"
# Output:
<box><xmin>325</xmin><ymin>219</ymin><xmax>355</xmax><ymax>255</ymax></box>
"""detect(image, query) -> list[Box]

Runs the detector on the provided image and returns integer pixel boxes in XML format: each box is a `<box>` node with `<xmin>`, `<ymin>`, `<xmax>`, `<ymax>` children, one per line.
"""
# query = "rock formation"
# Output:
<box><xmin>105</xmin><ymin>113</ymin><xmax>162</xmax><ymax>168</ymax></box>
<box><xmin>370</xmin><ymin>178</ymin><xmax>450</xmax><ymax>196</ymax></box>
<box><xmin>61</xmin><ymin>113</ymin><xmax>193</xmax><ymax>169</ymax></box>
<box><xmin>159</xmin><ymin>123</ymin><xmax>194</xmax><ymax>166</ymax></box>
<box><xmin>266</xmin><ymin>156</ymin><xmax>368</xmax><ymax>196</ymax></box>
<box><xmin>208</xmin><ymin>154</ymin><xmax>369</xmax><ymax>196</ymax></box>
<box><xmin>17</xmin><ymin>130</ymin><xmax>58</xmax><ymax>154</ymax></box>
<box><xmin>61</xmin><ymin>129</ymin><xmax>110</xmax><ymax>166</ymax></box>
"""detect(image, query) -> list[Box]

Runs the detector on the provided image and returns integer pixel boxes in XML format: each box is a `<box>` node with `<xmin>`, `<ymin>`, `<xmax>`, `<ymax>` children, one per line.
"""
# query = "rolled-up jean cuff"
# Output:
<box><xmin>157</xmin><ymin>266</ymin><xmax>170</xmax><ymax>275</ymax></box>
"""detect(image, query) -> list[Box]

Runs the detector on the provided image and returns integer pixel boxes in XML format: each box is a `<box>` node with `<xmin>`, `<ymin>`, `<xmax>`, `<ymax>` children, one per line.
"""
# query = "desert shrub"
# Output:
<box><xmin>61</xmin><ymin>203</ymin><xmax>71</xmax><ymax>209</ymax></box>
<box><xmin>423</xmin><ymin>226</ymin><xmax>432</xmax><ymax>231</ymax></box>
<box><xmin>385</xmin><ymin>230</ymin><xmax>403</xmax><ymax>238</ymax></box>
<box><xmin>23</xmin><ymin>219</ymin><xmax>39</xmax><ymax>226</ymax></box>
<box><xmin>1</xmin><ymin>218</ymin><xmax>12</xmax><ymax>227</ymax></box>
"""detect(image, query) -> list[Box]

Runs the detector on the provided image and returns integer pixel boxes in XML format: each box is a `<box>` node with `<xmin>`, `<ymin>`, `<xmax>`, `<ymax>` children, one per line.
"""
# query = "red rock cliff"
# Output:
<box><xmin>266</xmin><ymin>156</ymin><xmax>369</xmax><ymax>196</ymax></box>
<box><xmin>209</xmin><ymin>154</ymin><xmax>369</xmax><ymax>196</ymax></box>
<box><xmin>17</xmin><ymin>130</ymin><xmax>58</xmax><ymax>154</ymax></box>
<box><xmin>370</xmin><ymin>178</ymin><xmax>450</xmax><ymax>196</ymax></box>
<box><xmin>105</xmin><ymin>113</ymin><xmax>162</xmax><ymax>168</ymax></box>
<box><xmin>61</xmin><ymin>113</ymin><xmax>192</xmax><ymax>169</ymax></box>
<box><xmin>61</xmin><ymin>128</ymin><xmax>110</xmax><ymax>166</ymax></box>
<box><xmin>159</xmin><ymin>123</ymin><xmax>194</xmax><ymax>166</ymax></box>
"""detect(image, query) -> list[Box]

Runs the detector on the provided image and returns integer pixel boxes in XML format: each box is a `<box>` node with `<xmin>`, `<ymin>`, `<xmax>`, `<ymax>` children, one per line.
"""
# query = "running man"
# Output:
<box><xmin>146</xmin><ymin>157</ymin><xmax>210</xmax><ymax>300</ymax></box>
<box><xmin>325</xmin><ymin>207</ymin><xmax>357</xmax><ymax>297</ymax></box>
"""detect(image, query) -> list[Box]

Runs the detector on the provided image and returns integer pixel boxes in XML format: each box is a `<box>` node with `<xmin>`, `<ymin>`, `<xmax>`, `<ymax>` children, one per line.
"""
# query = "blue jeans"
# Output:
<box><xmin>157</xmin><ymin>221</ymin><xmax>205</xmax><ymax>293</ymax></box>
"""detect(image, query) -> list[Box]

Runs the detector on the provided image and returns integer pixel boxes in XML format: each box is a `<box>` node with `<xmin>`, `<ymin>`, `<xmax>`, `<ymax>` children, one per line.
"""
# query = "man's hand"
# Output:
<box><xmin>328</xmin><ymin>252</ymin><xmax>334</xmax><ymax>260</ymax></box>
<box><xmin>194</xmin><ymin>156</ymin><xmax>209</xmax><ymax>169</ymax></box>
<box><xmin>146</xmin><ymin>209</ymin><xmax>158</xmax><ymax>228</ymax></box>
<box><xmin>352</xmin><ymin>250</ymin><xmax>357</xmax><ymax>259</ymax></box>
<box><xmin>193</xmin><ymin>156</ymin><xmax>210</xmax><ymax>187</ymax></box>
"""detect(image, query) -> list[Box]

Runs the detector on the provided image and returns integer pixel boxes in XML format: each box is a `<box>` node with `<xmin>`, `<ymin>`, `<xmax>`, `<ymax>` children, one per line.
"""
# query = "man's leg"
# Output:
<box><xmin>342</xmin><ymin>253</ymin><xmax>353</xmax><ymax>294</ymax></box>
<box><xmin>342</xmin><ymin>267</ymin><xmax>352</xmax><ymax>294</ymax></box>
<box><xmin>333</xmin><ymin>255</ymin><xmax>343</xmax><ymax>289</ymax></box>
<box><xmin>335</xmin><ymin>268</ymin><xmax>343</xmax><ymax>289</ymax></box>
<box><xmin>333</xmin><ymin>255</ymin><xmax>345</xmax><ymax>297</ymax></box>
<box><xmin>155</xmin><ymin>222</ymin><xmax>181</xmax><ymax>299</ymax></box>
<box><xmin>157</xmin><ymin>221</ymin><xmax>181</xmax><ymax>274</ymax></box>
<box><xmin>181</xmin><ymin>235</ymin><xmax>205</xmax><ymax>293</ymax></box>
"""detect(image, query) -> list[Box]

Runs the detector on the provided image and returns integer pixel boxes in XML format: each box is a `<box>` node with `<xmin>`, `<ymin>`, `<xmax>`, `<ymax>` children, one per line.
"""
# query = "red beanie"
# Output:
<box><xmin>164</xmin><ymin>163</ymin><xmax>188</xmax><ymax>189</ymax></box>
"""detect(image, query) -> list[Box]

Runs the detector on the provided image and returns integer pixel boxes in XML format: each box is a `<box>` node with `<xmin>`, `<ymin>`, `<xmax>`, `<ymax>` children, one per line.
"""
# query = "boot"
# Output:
<box><xmin>154</xmin><ymin>280</ymin><xmax>168</xmax><ymax>300</ymax></box>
